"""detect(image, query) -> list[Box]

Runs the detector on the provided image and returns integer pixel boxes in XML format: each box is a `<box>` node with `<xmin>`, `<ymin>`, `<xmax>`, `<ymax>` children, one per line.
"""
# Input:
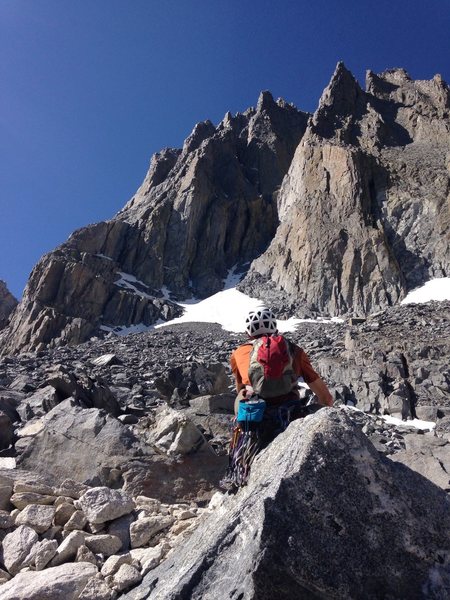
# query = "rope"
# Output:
<box><xmin>221</xmin><ymin>397</ymin><xmax>308</xmax><ymax>491</ymax></box>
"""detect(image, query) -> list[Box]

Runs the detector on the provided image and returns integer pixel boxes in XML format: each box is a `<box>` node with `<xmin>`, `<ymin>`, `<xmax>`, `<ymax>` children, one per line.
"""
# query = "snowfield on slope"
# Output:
<box><xmin>157</xmin><ymin>276</ymin><xmax>450</xmax><ymax>333</ymax></box>
<box><xmin>400</xmin><ymin>277</ymin><xmax>450</xmax><ymax>304</ymax></box>
<box><xmin>103</xmin><ymin>276</ymin><xmax>450</xmax><ymax>336</ymax></box>
<box><xmin>155</xmin><ymin>287</ymin><xmax>342</xmax><ymax>333</ymax></box>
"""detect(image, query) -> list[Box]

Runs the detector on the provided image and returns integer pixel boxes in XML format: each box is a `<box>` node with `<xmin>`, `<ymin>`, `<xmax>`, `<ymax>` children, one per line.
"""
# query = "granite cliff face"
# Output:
<box><xmin>1</xmin><ymin>94</ymin><xmax>308</xmax><ymax>354</ymax></box>
<box><xmin>241</xmin><ymin>63</ymin><xmax>450</xmax><ymax>316</ymax></box>
<box><xmin>116</xmin><ymin>92</ymin><xmax>308</xmax><ymax>298</ymax></box>
<box><xmin>1</xmin><ymin>64</ymin><xmax>449</xmax><ymax>354</ymax></box>
<box><xmin>3</xmin><ymin>92</ymin><xmax>308</xmax><ymax>353</ymax></box>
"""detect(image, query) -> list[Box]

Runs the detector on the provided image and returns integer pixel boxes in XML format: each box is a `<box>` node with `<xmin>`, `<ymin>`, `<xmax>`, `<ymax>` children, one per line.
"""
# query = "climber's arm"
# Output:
<box><xmin>308</xmin><ymin>377</ymin><xmax>334</xmax><ymax>407</ymax></box>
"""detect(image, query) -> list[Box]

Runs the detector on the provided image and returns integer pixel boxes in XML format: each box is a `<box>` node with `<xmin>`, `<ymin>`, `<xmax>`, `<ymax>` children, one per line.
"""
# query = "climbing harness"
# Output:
<box><xmin>220</xmin><ymin>396</ymin><xmax>310</xmax><ymax>491</ymax></box>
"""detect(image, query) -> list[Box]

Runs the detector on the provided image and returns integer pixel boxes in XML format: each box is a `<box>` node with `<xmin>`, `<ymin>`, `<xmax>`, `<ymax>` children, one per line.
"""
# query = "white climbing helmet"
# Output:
<box><xmin>245</xmin><ymin>306</ymin><xmax>277</xmax><ymax>337</ymax></box>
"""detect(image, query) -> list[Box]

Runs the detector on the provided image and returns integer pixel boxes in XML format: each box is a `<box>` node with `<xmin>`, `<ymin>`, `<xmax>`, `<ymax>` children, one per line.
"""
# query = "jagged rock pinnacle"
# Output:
<box><xmin>257</xmin><ymin>90</ymin><xmax>276</xmax><ymax>111</ymax></box>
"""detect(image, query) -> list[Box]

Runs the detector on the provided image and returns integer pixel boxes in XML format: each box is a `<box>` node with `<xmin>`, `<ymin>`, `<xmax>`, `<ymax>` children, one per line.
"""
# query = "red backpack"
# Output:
<box><xmin>248</xmin><ymin>334</ymin><xmax>296</xmax><ymax>398</ymax></box>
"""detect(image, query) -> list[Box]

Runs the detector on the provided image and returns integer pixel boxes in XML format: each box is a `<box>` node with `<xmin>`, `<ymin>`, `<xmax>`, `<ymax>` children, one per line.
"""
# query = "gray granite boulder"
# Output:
<box><xmin>49</xmin><ymin>530</ymin><xmax>86</xmax><ymax>567</ymax></box>
<box><xmin>0</xmin><ymin>561</ymin><xmax>98</xmax><ymax>599</ymax></box>
<box><xmin>84</xmin><ymin>534</ymin><xmax>122</xmax><ymax>556</ymax></box>
<box><xmin>17</xmin><ymin>400</ymin><xmax>147</xmax><ymax>486</ymax></box>
<box><xmin>188</xmin><ymin>393</ymin><xmax>235</xmax><ymax>414</ymax></box>
<box><xmin>33</xmin><ymin>538</ymin><xmax>58</xmax><ymax>570</ymax></box>
<box><xmin>129</xmin><ymin>515</ymin><xmax>173</xmax><ymax>549</ymax></box>
<box><xmin>149</xmin><ymin>407</ymin><xmax>204</xmax><ymax>456</ymax></box>
<box><xmin>124</xmin><ymin>408</ymin><xmax>450</xmax><ymax>600</ymax></box>
<box><xmin>1</xmin><ymin>524</ymin><xmax>38</xmax><ymax>575</ymax></box>
<box><xmin>113</xmin><ymin>563</ymin><xmax>142</xmax><ymax>592</ymax></box>
<box><xmin>390</xmin><ymin>433</ymin><xmax>450</xmax><ymax>491</ymax></box>
<box><xmin>76</xmin><ymin>487</ymin><xmax>134</xmax><ymax>524</ymax></box>
<box><xmin>14</xmin><ymin>503</ymin><xmax>55</xmax><ymax>533</ymax></box>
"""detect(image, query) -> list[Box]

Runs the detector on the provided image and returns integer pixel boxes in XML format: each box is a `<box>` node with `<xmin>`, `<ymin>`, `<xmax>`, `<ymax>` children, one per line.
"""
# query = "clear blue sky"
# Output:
<box><xmin>1</xmin><ymin>0</ymin><xmax>449</xmax><ymax>299</ymax></box>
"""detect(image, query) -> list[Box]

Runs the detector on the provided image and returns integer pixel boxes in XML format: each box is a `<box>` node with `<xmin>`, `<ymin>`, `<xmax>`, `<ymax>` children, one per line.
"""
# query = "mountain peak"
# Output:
<box><xmin>1</xmin><ymin>65</ymin><xmax>448</xmax><ymax>354</ymax></box>
<box><xmin>257</xmin><ymin>90</ymin><xmax>277</xmax><ymax>112</ymax></box>
<box><xmin>318</xmin><ymin>61</ymin><xmax>364</xmax><ymax>111</ymax></box>
<box><xmin>311</xmin><ymin>62</ymin><xmax>366</xmax><ymax>139</ymax></box>
<box><xmin>183</xmin><ymin>120</ymin><xmax>216</xmax><ymax>154</ymax></box>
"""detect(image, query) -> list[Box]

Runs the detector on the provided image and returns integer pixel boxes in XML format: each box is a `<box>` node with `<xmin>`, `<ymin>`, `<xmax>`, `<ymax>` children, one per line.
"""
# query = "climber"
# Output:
<box><xmin>230</xmin><ymin>306</ymin><xmax>334</xmax><ymax>414</ymax></box>
<box><xmin>221</xmin><ymin>307</ymin><xmax>333</xmax><ymax>490</ymax></box>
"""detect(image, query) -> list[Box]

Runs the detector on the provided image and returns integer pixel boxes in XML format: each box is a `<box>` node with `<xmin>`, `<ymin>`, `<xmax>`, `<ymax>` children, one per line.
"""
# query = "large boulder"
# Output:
<box><xmin>124</xmin><ymin>408</ymin><xmax>450</xmax><ymax>599</ymax></box>
<box><xmin>154</xmin><ymin>362</ymin><xmax>231</xmax><ymax>406</ymax></box>
<box><xmin>1</xmin><ymin>524</ymin><xmax>38</xmax><ymax>575</ymax></box>
<box><xmin>16</xmin><ymin>399</ymin><xmax>146</xmax><ymax>486</ymax></box>
<box><xmin>75</xmin><ymin>487</ymin><xmax>134</xmax><ymax>524</ymax></box>
<box><xmin>147</xmin><ymin>407</ymin><xmax>205</xmax><ymax>456</ymax></box>
<box><xmin>120</xmin><ymin>447</ymin><xmax>227</xmax><ymax>505</ymax></box>
<box><xmin>390</xmin><ymin>433</ymin><xmax>450</xmax><ymax>490</ymax></box>
<box><xmin>0</xmin><ymin>562</ymin><xmax>98</xmax><ymax>599</ymax></box>
<box><xmin>0</xmin><ymin>468</ymin><xmax>56</xmax><ymax>493</ymax></box>
<box><xmin>14</xmin><ymin>503</ymin><xmax>56</xmax><ymax>534</ymax></box>
<box><xmin>42</xmin><ymin>365</ymin><xmax>120</xmax><ymax>417</ymax></box>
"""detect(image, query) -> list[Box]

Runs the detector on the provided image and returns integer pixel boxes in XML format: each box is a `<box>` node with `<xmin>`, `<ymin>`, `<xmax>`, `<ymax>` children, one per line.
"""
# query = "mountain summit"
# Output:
<box><xmin>241</xmin><ymin>65</ymin><xmax>450</xmax><ymax>316</ymax></box>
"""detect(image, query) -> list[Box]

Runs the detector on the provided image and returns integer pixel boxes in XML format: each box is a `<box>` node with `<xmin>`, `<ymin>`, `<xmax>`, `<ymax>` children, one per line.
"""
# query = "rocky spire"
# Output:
<box><xmin>256</xmin><ymin>90</ymin><xmax>277</xmax><ymax>112</ymax></box>
<box><xmin>311</xmin><ymin>61</ymin><xmax>367</xmax><ymax>141</ymax></box>
<box><xmin>240</xmin><ymin>64</ymin><xmax>450</xmax><ymax>317</ymax></box>
<box><xmin>182</xmin><ymin>120</ymin><xmax>216</xmax><ymax>154</ymax></box>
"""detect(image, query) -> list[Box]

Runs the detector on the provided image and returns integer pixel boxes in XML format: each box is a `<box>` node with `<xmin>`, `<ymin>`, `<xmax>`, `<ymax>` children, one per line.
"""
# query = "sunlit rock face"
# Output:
<box><xmin>116</xmin><ymin>91</ymin><xmax>309</xmax><ymax>298</ymax></box>
<box><xmin>2</xmin><ymin>63</ymin><xmax>449</xmax><ymax>354</ymax></box>
<box><xmin>1</xmin><ymin>93</ymin><xmax>308</xmax><ymax>354</ymax></box>
<box><xmin>240</xmin><ymin>63</ymin><xmax>450</xmax><ymax>317</ymax></box>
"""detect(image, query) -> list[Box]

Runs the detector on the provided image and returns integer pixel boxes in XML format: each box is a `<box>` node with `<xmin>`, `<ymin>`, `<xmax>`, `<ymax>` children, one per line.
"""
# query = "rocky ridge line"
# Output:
<box><xmin>0</xmin><ymin>93</ymin><xmax>308</xmax><ymax>355</ymax></box>
<box><xmin>3</xmin><ymin>64</ymin><xmax>449</xmax><ymax>355</ymax></box>
<box><xmin>240</xmin><ymin>63</ymin><xmax>450</xmax><ymax>316</ymax></box>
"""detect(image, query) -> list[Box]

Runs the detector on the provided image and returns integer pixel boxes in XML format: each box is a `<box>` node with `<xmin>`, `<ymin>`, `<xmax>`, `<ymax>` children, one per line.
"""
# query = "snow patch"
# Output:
<box><xmin>0</xmin><ymin>457</ymin><xmax>16</xmax><ymax>469</ymax></box>
<box><xmin>156</xmin><ymin>287</ymin><xmax>344</xmax><ymax>333</ymax></box>
<box><xmin>94</xmin><ymin>254</ymin><xmax>113</xmax><ymax>261</ymax></box>
<box><xmin>160</xmin><ymin>286</ymin><xmax>172</xmax><ymax>300</ymax></box>
<box><xmin>223</xmin><ymin>264</ymin><xmax>248</xmax><ymax>290</ymax></box>
<box><xmin>401</xmin><ymin>278</ymin><xmax>450</xmax><ymax>305</ymax></box>
<box><xmin>345</xmin><ymin>405</ymin><xmax>436</xmax><ymax>431</ymax></box>
<box><xmin>100</xmin><ymin>322</ymin><xmax>163</xmax><ymax>336</ymax></box>
<box><xmin>381</xmin><ymin>414</ymin><xmax>435</xmax><ymax>431</ymax></box>
<box><xmin>114</xmin><ymin>272</ymin><xmax>153</xmax><ymax>299</ymax></box>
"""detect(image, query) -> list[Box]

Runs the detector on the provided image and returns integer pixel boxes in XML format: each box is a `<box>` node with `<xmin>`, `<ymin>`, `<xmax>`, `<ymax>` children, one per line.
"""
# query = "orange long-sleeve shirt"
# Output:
<box><xmin>230</xmin><ymin>341</ymin><xmax>319</xmax><ymax>392</ymax></box>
